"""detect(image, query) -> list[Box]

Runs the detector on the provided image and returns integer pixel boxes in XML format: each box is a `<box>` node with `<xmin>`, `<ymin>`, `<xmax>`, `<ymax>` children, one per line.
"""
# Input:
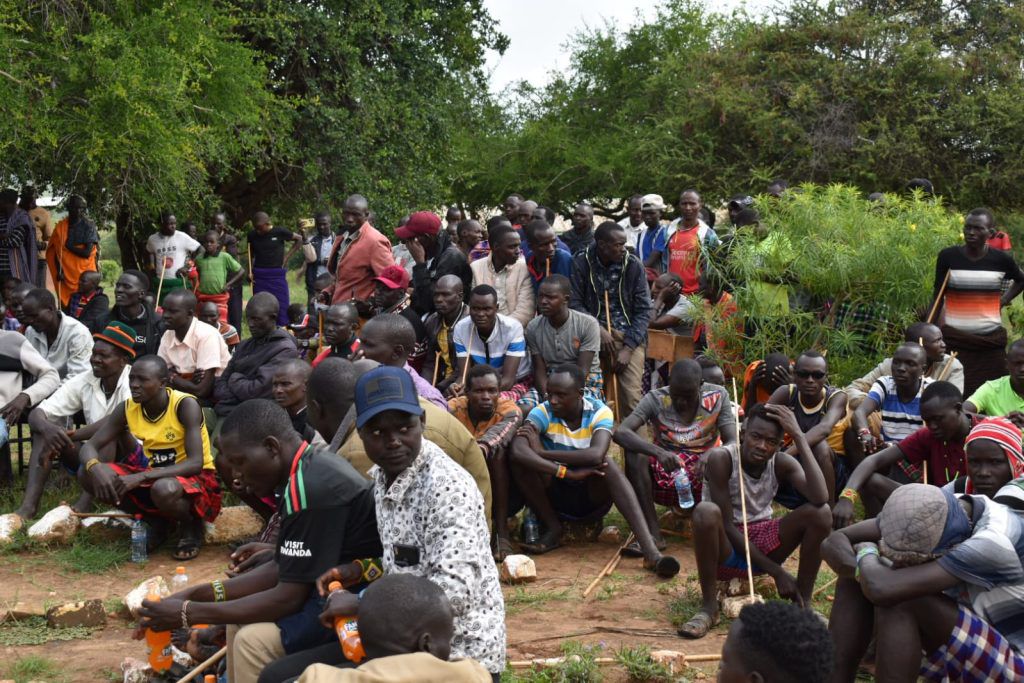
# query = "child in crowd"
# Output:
<box><xmin>194</xmin><ymin>230</ymin><xmax>244</xmax><ymax>323</ymax></box>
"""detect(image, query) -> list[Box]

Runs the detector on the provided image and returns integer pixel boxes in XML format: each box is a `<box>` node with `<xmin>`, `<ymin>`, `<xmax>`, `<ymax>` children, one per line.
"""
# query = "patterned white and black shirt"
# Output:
<box><xmin>370</xmin><ymin>438</ymin><xmax>506</xmax><ymax>674</ymax></box>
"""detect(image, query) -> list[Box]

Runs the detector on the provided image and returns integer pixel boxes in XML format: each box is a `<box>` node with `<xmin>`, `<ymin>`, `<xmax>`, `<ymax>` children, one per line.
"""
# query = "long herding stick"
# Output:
<box><xmin>732</xmin><ymin>377</ymin><xmax>757</xmax><ymax>602</ymax></box>
<box><xmin>926</xmin><ymin>270</ymin><xmax>950</xmax><ymax>324</ymax></box>
<box><xmin>431</xmin><ymin>351</ymin><xmax>442</xmax><ymax>386</ymax></box>
<box><xmin>154</xmin><ymin>257</ymin><xmax>168</xmax><ymax>308</ymax></box>
<box><xmin>583</xmin><ymin>533</ymin><xmax>635</xmax><ymax>598</ymax></box>
<box><xmin>603</xmin><ymin>290</ymin><xmax>620</xmax><ymax>422</ymax></box>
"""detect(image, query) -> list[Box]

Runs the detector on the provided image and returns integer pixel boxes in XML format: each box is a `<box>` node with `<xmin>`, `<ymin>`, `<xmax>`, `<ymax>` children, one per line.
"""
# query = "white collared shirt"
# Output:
<box><xmin>37</xmin><ymin>364</ymin><xmax>132</xmax><ymax>425</ymax></box>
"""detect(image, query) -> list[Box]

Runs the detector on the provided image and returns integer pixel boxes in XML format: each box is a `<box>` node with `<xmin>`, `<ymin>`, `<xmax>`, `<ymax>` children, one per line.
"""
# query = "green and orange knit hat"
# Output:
<box><xmin>94</xmin><ymin>321</ymin><xmax>137</xmax><ymax>359</ymax></box>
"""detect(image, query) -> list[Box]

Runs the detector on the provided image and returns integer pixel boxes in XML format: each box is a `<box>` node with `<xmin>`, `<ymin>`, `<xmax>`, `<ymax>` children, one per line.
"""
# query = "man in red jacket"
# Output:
<box><xmin>326</xmin><ymin>195</ymin><xmax>394</xmax><ymax>316</ymax></box>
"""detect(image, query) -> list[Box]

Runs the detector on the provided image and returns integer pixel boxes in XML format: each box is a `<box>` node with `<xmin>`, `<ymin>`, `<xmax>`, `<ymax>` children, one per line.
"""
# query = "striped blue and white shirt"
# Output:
<box><xmin>453</xmin><ymin>313</ymin><xmax>532</xmax><ymax>380</ymax></box>
<box><xmin>868</xmin><ymin>376</ymin><xmax>933</xmax><ymax>443</ymax></box>
<box><xmin>526</xmin><ymin>396</ymin><xmax>614</xmax><ymax>453</ymax></box>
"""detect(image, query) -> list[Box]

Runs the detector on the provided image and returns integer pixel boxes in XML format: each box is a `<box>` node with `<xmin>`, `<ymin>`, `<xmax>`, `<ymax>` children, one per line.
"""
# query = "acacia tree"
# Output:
<box><xmin>0</xmin><ymin>0</ymin><xmax>280</xmax><ymax>267</ymax></box>
<box><xmin>452</xmin><ymin>0</ymin><xmax>1024</xmax><ymax>216</ymax></box>
<box><xmin>215</xmin><ymin>0</ymin><xmax>507</xmax><ymax>231</ymax></box>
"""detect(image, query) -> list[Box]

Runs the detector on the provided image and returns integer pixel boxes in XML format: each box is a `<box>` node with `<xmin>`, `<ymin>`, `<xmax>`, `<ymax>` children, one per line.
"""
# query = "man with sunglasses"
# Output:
<box><xmin>767</xmin><ymin>350</ymin><xmax>848</xmax><ymax>506</ymax></box>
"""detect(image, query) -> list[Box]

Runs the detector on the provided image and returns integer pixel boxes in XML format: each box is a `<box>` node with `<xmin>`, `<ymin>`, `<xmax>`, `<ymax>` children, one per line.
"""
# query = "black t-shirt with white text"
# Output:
<box><xmin>249</xmin><ymin>227</ymin><xmax>296</xmax><ymax>269</ymax></box>
<box><xmin>276</xmin><ymin>445</ymin><xmax>382</xmax><ymax>583</ymax></box>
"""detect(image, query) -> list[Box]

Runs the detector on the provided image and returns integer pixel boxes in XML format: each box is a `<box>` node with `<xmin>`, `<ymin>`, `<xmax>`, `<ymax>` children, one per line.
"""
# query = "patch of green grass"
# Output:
<box><xmin>3</xmin><ymin>654</ymin><xmax>64</xmax><ymax>682</ymax></box>
<box><xmin>504</xmin><ymin>586</ymin><xmax>572</xmax><ymax>616</ymax></box>
<box><xmin>667</xmin><ymin>574</ymin><xmax>703</xmax><ymax>628</ymax></box>
<box><xmin>51</xmin><ymin>532</ymin><xmax>131</xmax><ymax>574</ymax></box>
<box><xmin>0</xmin><ymin>617</ymin><xmax>94</xmax><ymax>647</ymax></box>
<box><xmin>502</xmin><ymin>641</ymin><xmax>605</xmax><ymax>682</ymax></box>
<box><xmin>614</xmin><ymin>645</ymin><xmax>675</xmax><ymax>683</ymax></box>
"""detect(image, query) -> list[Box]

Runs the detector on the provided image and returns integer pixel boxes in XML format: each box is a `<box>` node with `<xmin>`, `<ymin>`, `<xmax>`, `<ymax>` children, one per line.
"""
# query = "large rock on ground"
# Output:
<box><xmin>27</xmin><ymin>505</ymin><xmax>79</xmax><ymax>543</ymax></box>
<box><xmin>204</xmin><ymin>505</ymin><xmax>264</xmax><ymax>545</ymax></box>
<box><xmin>0</xmin><ymin>513</ymin><xmax>23</xmax><ymax>544</ymax></box>
<box><xmin>45</xmin><ymin>599</ymin><xmax>107</xmax><ymax>629</ymax></box>
<box><xmin>721</xmin><ymin>594</ymin><xmax>764</xmax><ymax>619</ymax></box>
<box><xmin>124</xmin><ymin>577</ymin><xmax>170</xmax><ymax>619</ymax></box>
<box><xmin>500</xmin><ymin>555</ymin><xmax>537</xmax><ymax>584</ymax></box>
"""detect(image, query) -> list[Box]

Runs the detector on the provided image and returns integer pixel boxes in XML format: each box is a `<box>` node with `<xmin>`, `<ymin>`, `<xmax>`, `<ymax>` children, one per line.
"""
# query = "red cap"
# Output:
<box><xmin>373</xmin><ymin>264</ymin><xmax>410</xmax><ymax>290</ymax></box>
<box><xmin>394</xmin><ymin>211</ymin><xmax>441</xmax><ymax>240</ymax></box>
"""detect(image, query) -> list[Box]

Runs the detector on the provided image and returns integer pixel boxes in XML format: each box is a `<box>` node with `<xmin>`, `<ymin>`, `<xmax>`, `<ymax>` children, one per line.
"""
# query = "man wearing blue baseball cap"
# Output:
<box><xmin>318</xmin><ymin>366</ymin><xmax>506</xmax><ymax>681</ymax></box>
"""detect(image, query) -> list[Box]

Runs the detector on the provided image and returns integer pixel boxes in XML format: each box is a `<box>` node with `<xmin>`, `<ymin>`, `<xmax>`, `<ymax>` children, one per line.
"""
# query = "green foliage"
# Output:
<box><xmin>0</xmin><ymin>0</ymin><xmax>280</xmax><ymax>225</ymax></box>
<box><xmin>0</xmin><ymin>617</ymin><xmax>94</xmax><ymax>647</ymax></box>
<box><xmin>98</xmin><ymin>259</ymin><xmax>122</xmax><ymax>288</ymax></box>
<box><xmin>694</xmin><ymin>185</ymin><xmax>960</xmax><ymax>385</ymax></box>
<box><xmin>502</xmin><ymin>642</ymin><xmax>604</xmax><ymax>683</ymax></box>
<box><xmin>1</xmin><ymin>0</ymin><xmax>505</xmax><ymax>236</ymax></box>
<box><xmin>614</xmin><ymin>645</ymin><xmax>675</xmax><ymax>683</ymax></box>
<box><xmin>454</xmin><ymin>0</ymin><xmax>1024</xmax><ymax>214</ymax></box>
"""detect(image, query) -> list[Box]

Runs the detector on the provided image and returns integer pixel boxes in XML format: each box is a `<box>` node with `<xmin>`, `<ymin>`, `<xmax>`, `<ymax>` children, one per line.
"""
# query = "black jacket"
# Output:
<box><xmin>410</xmin><ymin>231</ymin><xmax>472</xmax><ymax>316</ymax></box>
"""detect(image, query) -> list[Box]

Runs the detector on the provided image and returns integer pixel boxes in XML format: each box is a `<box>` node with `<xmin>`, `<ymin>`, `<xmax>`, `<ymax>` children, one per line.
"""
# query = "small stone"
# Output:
<box><xmin>204</xmin><ymin>505</ymin><xmax>264</xmax><ymax>545</ymax></box>
<box><xmin>45</xmin><ymin>599</ymin><xmax>107</xmax><ymax>629</ymax></box>
<box><xmin>650</xmin><ymin>650</ymin><xmax>686</xmax><ymax>673</ymax></box>
<box><xmin>124</xmin><ymin>577</ymin><xmax>169</xmax><ymax>619</ymax></box>
<box><xmin>721</xmin><ymin>594</ymin><xmax>764</xmax><ymax>619</ymax></box>
<box><xmin>500</xmin><ymin>554</ymin><xmax>537</xmax><ymax>583</ymax></box>
<box><xmin>26</xmin><ymin>505</ymin><xmax>79</xmax><ymax>543</ymax></box>
<box><xmin>0</xmin><ymin>513</ymin><xmax>23</xmax><ymax>544</ymax></box>
<box><xmin>597</xmin><ymin>525</ymin><xmax>622</xmax><ymax>544</ymax></box>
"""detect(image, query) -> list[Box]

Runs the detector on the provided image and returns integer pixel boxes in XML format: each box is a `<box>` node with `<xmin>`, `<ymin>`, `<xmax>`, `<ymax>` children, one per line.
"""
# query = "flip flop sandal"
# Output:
<box><xmin>644</xmin><ymin>554</ymin><xmax>681</xmax><ymax>578</ymax></box>
<box><xmin>620</xmin><ymin>540</ymin><xmax>644</xmax><ymax>557</ymax></box>
<box><xmin>677</xmin><ymin>610</ymin><xmax>719</xmax><ymax>639</ymax></box>
<box><xmin>521</xmin><ymin>531</ymin><xmax>562</xmax><ymax>555</ymax></box>
<box><xmin>172</xmin><ymin>521</ymin><xmax>204</xmax><ymax>561</ymax></box>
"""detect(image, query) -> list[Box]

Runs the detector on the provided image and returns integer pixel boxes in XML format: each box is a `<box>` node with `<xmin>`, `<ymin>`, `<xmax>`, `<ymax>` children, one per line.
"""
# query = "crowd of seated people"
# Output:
<box><xmin>2</xmin><ymin>184</ymin><xmax>1023</xmax><ymax>683</ymax></box>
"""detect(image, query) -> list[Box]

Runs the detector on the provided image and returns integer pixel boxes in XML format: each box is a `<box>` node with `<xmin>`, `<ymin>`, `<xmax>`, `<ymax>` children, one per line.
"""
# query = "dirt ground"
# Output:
<box><xmin>0</xmin><ymin>527</ymin><xmax>737</xmax><ymax>682</ymax></box>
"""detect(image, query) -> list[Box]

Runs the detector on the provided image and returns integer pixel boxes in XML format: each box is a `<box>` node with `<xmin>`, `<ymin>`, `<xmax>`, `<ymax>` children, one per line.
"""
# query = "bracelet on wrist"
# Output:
<box><xmin>181</xmin><ymin>599</ymin><xmax>191</xmax><ymax>629</ymax></box>
<box><xmin>85</xmin><ymin>458</ymin><xmax>100</xmax><ymax>472</ymax></box>
<box><xmin>555</xmin><ymin>465</ymin><xmax>567</xmax><ymax>479</ymax></box>
<box><xmin>211</xmin><ymin>579</ymin><xmax>227</xmax><ymax>602</ymax></box>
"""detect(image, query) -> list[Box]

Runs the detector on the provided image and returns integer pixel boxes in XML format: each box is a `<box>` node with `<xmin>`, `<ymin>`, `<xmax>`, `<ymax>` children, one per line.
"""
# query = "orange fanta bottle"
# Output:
<box><xmin>144</xmin><ymin>587</ymin><xmax>173</xmax><ymax>672</ymax></box>
<box><xmin>327</xmin><ymin>581</ymin><xmax>365</xmax><ymax>663</ymax></box>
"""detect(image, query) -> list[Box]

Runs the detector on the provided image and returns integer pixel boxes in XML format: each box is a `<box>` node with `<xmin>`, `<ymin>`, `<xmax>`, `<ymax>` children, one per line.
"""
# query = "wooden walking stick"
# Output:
<box><xmin>318</xmin><ymin>311</ymin><xmax>325</xmax><ymax>353</ymax></box>
<box><xmin>431</xmin><ymin>350</ymin><xmax>442</xmax><ymax>386</ymax></box>
<box><xmin>154</xmin><ymin>257</ymin><xmax>168</xmax><ymax>308</ymax></box>
<box><xmin>177</xmin><ymin>646</ymin><xmax>227</xmax><ymax>683</ymax></box>
<box><xmin>732</xmin><ymin>378</ymin><xmax>760</xmax><ymax>604</ymax></box>
<box><xmin>583</xmin><ymin>532</ymin><xmax>635</xmax><ymax>598</ymax></box>
<box><xmin>927</xmin><ymin>270</ymin><xmax>950</xmax><ymax>324</ymax></box>
<box><xmin>937</xmin><ymin>351</ymin><xmax>959</xmax><ymax>382</ymax></box>
<box><xmin>603</xmin><ymin>290</ymin><xmax>620</xmax><ymax>422</ymax></box>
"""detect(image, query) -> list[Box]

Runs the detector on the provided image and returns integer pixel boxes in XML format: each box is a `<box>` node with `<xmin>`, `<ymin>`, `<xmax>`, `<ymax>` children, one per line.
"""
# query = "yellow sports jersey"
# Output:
<box><xmin>125</xmin><ymin>388</ymin><xmax>214</xmax><ymax>470</ymax></box>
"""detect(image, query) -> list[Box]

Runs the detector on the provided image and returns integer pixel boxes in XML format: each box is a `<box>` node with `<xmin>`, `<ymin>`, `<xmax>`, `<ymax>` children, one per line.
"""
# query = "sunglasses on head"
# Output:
<box><xmin>795</xmin><ymin>370</ymin><xmax>826</xmax><ymax>379</ymax></box>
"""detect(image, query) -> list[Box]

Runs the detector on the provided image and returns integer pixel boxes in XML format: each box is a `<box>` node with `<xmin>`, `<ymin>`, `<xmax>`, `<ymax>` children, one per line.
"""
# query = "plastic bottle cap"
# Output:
<box><xmin>135</xmin><ymin>514</ymin><xmax>143</xmax><ymax>520</ymax></box>
<box><xmin>204</xmin><ymin>676</ymin><xmax>216</xmax><ymax>683</ymax></box>
<box><xmin>175</xmin><ymin>566</ymin><xmax>186</xmax><ymax>574</ymax></box>
<box><xmin>328</xmin><ymin>580</ymin><xmax>342</xmax><ymax>592</ymax></box>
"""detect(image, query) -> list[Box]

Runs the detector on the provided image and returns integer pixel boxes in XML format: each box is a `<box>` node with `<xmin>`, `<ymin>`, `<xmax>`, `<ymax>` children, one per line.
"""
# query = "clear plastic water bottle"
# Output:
<box><xmin>673</xmin><ymin>468</ymin><xmax>695</xmax><ymax>509</ymax></box>
<box><xmin>523</xmin><ymin>509</ymin><xmax>540</xmax><ymax>545</ymax></box>
<box><xmin>171</xmin><ymin>566</ymin><xmax>189</xmax><ymax>594</ymax></box>
<box><xmin>131</xmin><ymin>515</ymin><xmax>147</xmax><ymax>563</ymax></box>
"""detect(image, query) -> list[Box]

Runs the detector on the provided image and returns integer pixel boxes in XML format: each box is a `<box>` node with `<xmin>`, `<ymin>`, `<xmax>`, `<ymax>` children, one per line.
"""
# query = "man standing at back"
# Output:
<box><xmin>327</xmin><ymin>195</ymin><xmax>394</xmax><ymax>317</ymax></box>
<box><xmin>248</xmin><ymin>211</ymin><xmax>303</xmax><ymax>326</ymax></box>
<box><xmin>19</xmin><ymin>186</ymin><xmax>50</xmax><ymax>288</ymax></box>
<box><xmin>47</xmin><ymin>195</ymin><xmax>98</xmax><ymax>310</ymax></box>
<box><xmin>665</xmin><ymin>189</ymin><xmax>719</xmax><ymax>295</ymax></box>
